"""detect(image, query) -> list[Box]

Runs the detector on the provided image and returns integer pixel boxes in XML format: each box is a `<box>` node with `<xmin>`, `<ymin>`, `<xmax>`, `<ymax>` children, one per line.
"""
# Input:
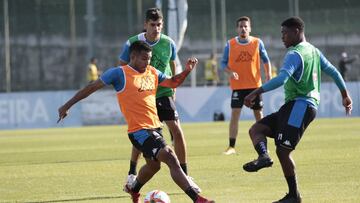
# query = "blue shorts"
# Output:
<box><xmin>128</xmin><ymin>128</ymin><xmax>166</xmax><ymax>160</ymax></box>
<box><xmin>258</xmin><ymin>100</ymin><xmax>316</xmax><ymax>150</ymax></box>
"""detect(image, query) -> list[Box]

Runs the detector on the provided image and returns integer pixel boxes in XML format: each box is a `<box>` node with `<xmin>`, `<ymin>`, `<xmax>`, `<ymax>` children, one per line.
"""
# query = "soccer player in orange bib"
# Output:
<box><xmin>221</xmin><ymin>16</ymin><xmax>272</xmax><ymax>155</ymax></box>
<box><xmin>58</xmin><ymin>41</ymin><xmax>214</xmax><ymax>203</ymax></box>
<box><xmin>118</xmin><ymin>8</ymin><xmax>199</xmax><ymax>193</ymax></box>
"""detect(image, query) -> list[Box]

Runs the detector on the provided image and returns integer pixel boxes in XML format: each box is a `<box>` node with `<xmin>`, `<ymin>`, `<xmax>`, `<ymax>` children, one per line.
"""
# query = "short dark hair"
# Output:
<box><xmin>129</xmin><ymin>41</ymin><xmax>152</xmax><ymax>55</ymax></box>
<box><xmin>236</xmin><ymin>16</ymin><xmax>251</xmax><ymax>27</ymax></box>
<box><xmin>145</xmin><ymin>8</ymin><xmax>163</xmax><ymax>22</ymax></box>
<box><xmin>281</xmin><ymin>17</ymin><xmax>305</xmax><ymax>32</ymax></box>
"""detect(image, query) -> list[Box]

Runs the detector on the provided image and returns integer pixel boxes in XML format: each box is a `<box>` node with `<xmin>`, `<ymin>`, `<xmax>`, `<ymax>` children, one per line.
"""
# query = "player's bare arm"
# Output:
<box><xmin>160</xmin><ymin>57</ymin><xmax>198</xmax><ymax>88</ymax></box>
<box><xmin>170</xmin><ymin>60</ymin><xmax>177</xmax><ymax>100</ymax></box>
<box><xmin>224</xmin><ymin>67</ymin><xmax>239</xmax><ymax>80</ymax></box>
<box><xmin>264</xmin><ymin>62</ymin><xmax>272</xmax><ymax>81</ymax></box>
<box><xmin>341</xmin><ymin>89</ymin><xmax>353</xmax><ymax>115</ymax></box>
<box><xmin>58</xmin><ymin>80</ymin><xmax>105</xmax><ymax>122</ymax></box>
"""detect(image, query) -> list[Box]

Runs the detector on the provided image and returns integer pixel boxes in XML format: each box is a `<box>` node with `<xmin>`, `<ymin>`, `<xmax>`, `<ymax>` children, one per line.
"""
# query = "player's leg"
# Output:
<box><xmin>273</xmin><ymin>146</ymin><xmax>301</xmax><ymax>203</ymax></box>
<box><xmin>158</xmin><ymin>97</ymin><xmax>201</xmax><ymax>193</ymax></box>
<box><xmin>225</xmin><ymin>89</ymin><xmax>248</xmax><ymax>155</ymax></box>
<box><xmin>157</xmin><ymin>146</ymin><xmax>214</xmax><ymax>203</ymax></box>
<box><xmin>135</xmin><ymin>158</ymin><xmax>161</xmax><ymax>187</ymax></box>
<box><xmin>125</xmin><ymin>129</ymin><xmax>165</xmax><ymax>203</ymax></box>
<box><xmin>125</xmin><ymin>158</ymin><xmax>161</xmax><ymax>203</ymax></box>
<box><xmin>243</xmin><ymin>117</ymin><xmax>274</xmax><ymax>172</ymax></box>
<box><xmin>129</xmin><ymin>146</ymin><xmax>141</xmax><ymax>175</ymax></box>
<box><xmin>128</xmin><ymin>128</ymin><xmax>212</xmax><ymax>202</ymax></box>
<box><xmin>251</xmin><ymin>91</ymin><xmax>264</xmax><ymax>122</ymax></box>
<box><xmin>224</xmin><ymin>90</ymin><xmax>242</xmax><ymax>155</ymax></box>
<box><xmin>165</xmin><ymin>119</ymin><xmax>202</xmax><ymax>193</ymax></box>
<box><xmin>245</xmin><ymin>91</ymin><xmax>268</xmax><ymax>169</ymax></box>
<box><xmin>157</xmin><ymin>96</ymin><xmax>188</xmax><ymax>175</ymax></box>
<box><xmin>157</xmin><ymin>146</ymin><xmax>188</xmax><ymax>190</ymax></box>
<box><xmin>272</xmin><ymin>100</ymin><xmax>316</xmax><ymax>203</ymax></box>
<box><xmin>253</xmin><ymin>109</ymin><xmax>263</xmax><ymax>121</ymax></box>
<box><xmin>164</xmin><ymin>119</ymin><xmax>187</xmax><ymax>173</ymax></box>
<box><xmin>168</xmin><ymin>128</ymin><xmax>174</xmax><ymax>145</ymax></box>
<box><xmin>229</xmin><ymin>108</ymin><xmax>241</xmax><ymax>141</ymax></box>
<box><xmin>224</xmin><ymin>107</ymin><xmax>241</xmax><ymax>155</ymax></box>
<box><xmin>123</xmin><ymin>146</ymin><xmax>142</xmax><ymax>193</ymax></box>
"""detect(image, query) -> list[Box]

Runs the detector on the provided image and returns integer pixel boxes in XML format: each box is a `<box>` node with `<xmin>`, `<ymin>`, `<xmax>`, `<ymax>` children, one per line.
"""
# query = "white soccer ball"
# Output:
<box><xmin>144</xmin><ymin>190</ymin><xmax>171</xmax><ymax>203</ymax></box>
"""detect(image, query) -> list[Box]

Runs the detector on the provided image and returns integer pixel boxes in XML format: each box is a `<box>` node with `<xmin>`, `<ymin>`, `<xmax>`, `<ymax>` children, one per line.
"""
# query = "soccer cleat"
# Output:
<box><xmin>243</xmin><ymin>154</ymin><xmax>273</xmax><ymax>172</ymax></box>
<box><xmin>195</xmin><ymin>195</ymin><xmax>215</xmax><ymax>203</ymax></box>
<box><xmin>187</xmin><ymin>176</ymin><xmax>202</xmax><ymax>193</ymax></box>
<box><xmin>272</xmin><ymin>193</ymin><xmax>302</xmax><ymax>203</ymax></box>
<box><xmin>124</xmin><ymin>184</ymin><xmax>141</xmax><ymax>203</ymax></box>
<box><xmin>123</xmin><ymin>174</ymin><xmax>137</xmax><ymax>192</ymax></box>
<box><xmin>223</xmin><ymin>147</ymin><xmax>236</xmax><ymax>155</ymax></box>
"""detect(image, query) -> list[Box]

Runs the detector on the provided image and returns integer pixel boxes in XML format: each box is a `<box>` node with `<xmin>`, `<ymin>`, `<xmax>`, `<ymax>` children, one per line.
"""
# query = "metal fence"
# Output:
<box><xmin>1</xmin><ymin>0</ymin><xmax>360</xmax><ymax>92</ymax></box>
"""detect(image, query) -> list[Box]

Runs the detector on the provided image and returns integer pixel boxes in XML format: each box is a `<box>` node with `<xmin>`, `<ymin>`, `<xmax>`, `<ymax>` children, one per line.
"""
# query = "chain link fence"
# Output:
<box><xmin>1</xmin><ymin>0</ymin><xmax>360</xmax><ymax>92</ymax></box>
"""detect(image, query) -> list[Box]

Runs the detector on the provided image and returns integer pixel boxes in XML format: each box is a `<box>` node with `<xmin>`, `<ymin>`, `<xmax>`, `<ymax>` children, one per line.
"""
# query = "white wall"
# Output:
<box><xmin>0</xmin><ymin>82</ymin><xmax>358</xmax><ymax>130</ymax></box>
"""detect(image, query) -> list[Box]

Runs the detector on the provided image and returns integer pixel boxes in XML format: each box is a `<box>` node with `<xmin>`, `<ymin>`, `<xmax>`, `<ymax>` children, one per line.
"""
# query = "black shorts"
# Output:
<box><xmin>258</xmin><ymin>100</ymin><xmax>317</xmax><ymax>150</ymax></box>
<box><xmin>128</xmin><ymin>128</ymin><xmax>167</xmax><ymax>160</ymax></box>
<box><xmin>231</xmin><ymin>89</ymin><xmax>263</xmax><ymax>110</ymax></box>
<box><xmin>156</xmin><ymin>96</ymin><xmax>179</xmax><ymax>122</ymax></box>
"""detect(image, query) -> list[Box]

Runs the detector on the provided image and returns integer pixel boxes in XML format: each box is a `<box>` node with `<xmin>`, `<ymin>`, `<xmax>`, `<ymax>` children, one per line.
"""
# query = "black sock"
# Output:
<box><xmin>128</xmin><ymin>161</ymin><xmax>137</xmax><ymax>175</ymax></box>
<box><xmin>180</xmin><ymin>163</ymin><xmax>188</xmax><ymax>175</ymax></box>
<box><xmin>132</xmin><ymin>179</ymin><xmax>144</xmax><ymax>193</ymax></box>
<box><xmin>255</xmin><ymin>140</ymin><xmax>268</xmax><ymax>156</ymax></box>
<box><xmin>286</xmin><ymin>175</ymin><xmax>299</xmax><ymax>197</ymax></box>
<box><xmin>229</xmin><ymin>138</ymin><xmax>236</xmax><ymax>148</ymax></box>
<box><xmin>185</xmin><ymin>186</ymin><xmax>198</xmax><ymax>201</ymax></box>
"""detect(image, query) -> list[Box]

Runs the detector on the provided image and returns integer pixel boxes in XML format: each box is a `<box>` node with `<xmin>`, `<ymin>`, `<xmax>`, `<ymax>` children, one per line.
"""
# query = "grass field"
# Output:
<box><xmin>0</xmin><ymin>118</ymin><xmax>359</xmax><ymax>203</ymax></box>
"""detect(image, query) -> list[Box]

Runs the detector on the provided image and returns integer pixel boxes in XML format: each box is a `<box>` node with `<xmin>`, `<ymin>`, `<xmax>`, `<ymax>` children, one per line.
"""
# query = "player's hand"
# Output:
<box><xmin>244</xmin><ymin>92</ymin><xmax>257</xmax><ymax>108</ymax></box>
<box><xmin>57</xmin><ymin>105</ymin><xmax>69</xmax><ymax>123</ymax></box>
<box><xmin>230</xmin><ymin>71</ymin><xmax>239</xmax><ymax>80</ymax></box>
<box><xmin>343</xmin><ymin>96</ymin><xmax>352</xmax><ymax>115</ymax></box>
<box><xmin>185</xmin><ymin>57</ymin><xmax>198</xmax><ymax>71</ymax></box>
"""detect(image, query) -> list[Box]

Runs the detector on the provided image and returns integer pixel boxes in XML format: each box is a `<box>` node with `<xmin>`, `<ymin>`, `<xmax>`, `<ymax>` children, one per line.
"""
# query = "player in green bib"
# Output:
<box><xmin>126</xmin><ymin>32</ymin><xmax>175</xmax><ymax>98</ymax></box>
<box><xmin>242</xmin><ymin>17</ymin><xmax>352</xmax><ymax>203</ymax></box>
<box><xmin>119</xmin><ymin>8</ymin><xmax>201</xmax><ymax>195</ymax></box>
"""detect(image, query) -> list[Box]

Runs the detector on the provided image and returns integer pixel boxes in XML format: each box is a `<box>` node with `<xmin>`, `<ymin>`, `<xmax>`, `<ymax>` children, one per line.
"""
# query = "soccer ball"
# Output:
<box><xmin>144</xmin><ymin>190</ymin><xmax>170</xmax><ymax>203</ymax></box>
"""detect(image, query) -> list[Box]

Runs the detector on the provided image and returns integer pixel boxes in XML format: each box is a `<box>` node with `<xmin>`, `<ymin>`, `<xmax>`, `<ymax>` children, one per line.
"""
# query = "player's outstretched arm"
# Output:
<box><xmin>160</xmin><ymin>57</ymin><xmax>198</xmax><ymax>88</ymax></box>
<box><xmin>319</xmin><ymin>52</ymin><xmax>353</xmax><ymax>115</ymax></box>
<box><xmin>58</xmin><ymin>80</ymin><xmax>105</xmax><ymax>122</ymax></box>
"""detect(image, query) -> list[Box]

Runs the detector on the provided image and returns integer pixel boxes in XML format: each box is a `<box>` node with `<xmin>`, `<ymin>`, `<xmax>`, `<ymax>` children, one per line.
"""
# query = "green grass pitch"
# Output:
<box><xmin>0</xmin><ymin>118</ymin><xmax>359</xmax><ymax>203</ymax></box>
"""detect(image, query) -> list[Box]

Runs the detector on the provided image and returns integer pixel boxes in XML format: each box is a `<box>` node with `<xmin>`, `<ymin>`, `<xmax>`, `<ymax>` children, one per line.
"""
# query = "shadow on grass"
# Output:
<box><xmin>23</xmin><ymin>192</ymin><xmax>184</xmax><ymax>203</ymax></box>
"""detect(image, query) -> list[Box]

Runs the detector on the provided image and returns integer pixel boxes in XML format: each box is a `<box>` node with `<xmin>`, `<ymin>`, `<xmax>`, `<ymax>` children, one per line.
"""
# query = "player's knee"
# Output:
<box><xmin>249</xmin><ymin>124</ymin><xmax>259</xmax><ymax>137</ymax></box>
<box><xmin>150</xmin><ymin>162</ymin><xmax>161</xmax><ymax>172</ymax></box>
<box><xmin>276</xmin><ymin>146</ymin><xmax>291</xmax><ymax>159</ymax></box>
<box><xmin>165</xmin><ymin>146</ymin><xmax>176</xmax><ymax>157</ymax></box>
<box><xmin>163</xmin><ymin>147</ymin><xmax>179</xmax><ymax>165</ymax></box>
<box><xmin>248</xmin><ymin>127</ymin><xmax>255</xmax><ymax>137</ymax></box>
<box><xmin>231</xmin><ymin>109</ymin><xmax>241</xmax><ymax>117</ymax></box>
